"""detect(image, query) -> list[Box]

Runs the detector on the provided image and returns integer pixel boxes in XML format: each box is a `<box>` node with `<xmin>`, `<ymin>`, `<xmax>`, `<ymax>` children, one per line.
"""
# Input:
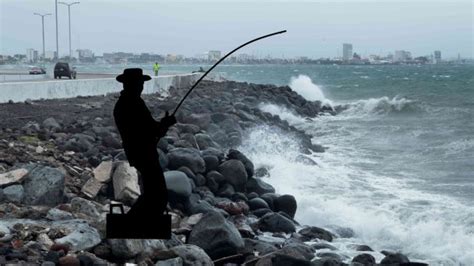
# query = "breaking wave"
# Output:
<box><xmin>289</xmin><ymin>75</ymin><xmax>333</xmax><ymax>108</ymax></box>
<box><xmin>342</xmin><ymin>96</ymin><xmax>420</xmax><ymax>116</ymax></box>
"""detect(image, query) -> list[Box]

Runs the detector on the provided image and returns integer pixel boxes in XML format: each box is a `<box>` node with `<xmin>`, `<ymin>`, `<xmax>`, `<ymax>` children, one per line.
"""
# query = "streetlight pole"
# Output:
<box><xmin>55</xmin><ymin>0</ymin><xmax>58</xmax><ymax>60</ymax></box>
<box><xmin>34</xmin><ymin>13</ymin><xmax>52</xmax><ymax>59</ymax></box>
<box><xmin>59</xmin><ymin>1</ymin><xmax>80</xmax><ymax>60</ymax></box>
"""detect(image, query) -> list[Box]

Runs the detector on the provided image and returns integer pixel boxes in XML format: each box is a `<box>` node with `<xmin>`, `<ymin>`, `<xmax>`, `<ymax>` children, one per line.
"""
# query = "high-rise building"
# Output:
<box><xmin>208</xmin><ymin>50</ymin><xmax>222</xmax><ymax>61</ymax></box>
<box><xmin>342</xmin><ymin>43</ymin><xmax>353</xmax><ymax>61</ymax></box>
<box><xmin>26</xmin><ymin>49</ymin><xmax>38</xmax><ymax>62</ymax></box>
<box><xmin>434</xmin><ymin>50</ymin><xmax>441</xmax><ymax>64</ymax></box>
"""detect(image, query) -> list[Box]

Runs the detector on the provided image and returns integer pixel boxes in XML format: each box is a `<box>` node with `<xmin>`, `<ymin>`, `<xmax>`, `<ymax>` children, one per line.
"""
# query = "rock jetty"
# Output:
<box><xmin>0</xmin><ymin>80</ymin><xmax>425</xmax><ymax>265</ymax></box>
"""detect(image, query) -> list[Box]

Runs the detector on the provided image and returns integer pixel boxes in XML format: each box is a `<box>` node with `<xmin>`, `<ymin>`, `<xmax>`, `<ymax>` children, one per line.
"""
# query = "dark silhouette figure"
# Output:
<box><xmin>106</xmin><ymin>68</ymin><xmax>176</xmax><ymax>239</ymax></box>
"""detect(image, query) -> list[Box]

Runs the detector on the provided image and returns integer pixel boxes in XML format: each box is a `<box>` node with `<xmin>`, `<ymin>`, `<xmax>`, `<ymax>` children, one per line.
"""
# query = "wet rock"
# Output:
<box><xmin>244</xmin><ymin>238</ymin><xmax>277</xmax><ymax>256</ymax></box>
<box><xmin>311</xmin><ymin>243</ymin><xmax>337</xmax><ymax>251</ymax></box>
<box><xmin>349</xmin><ymin>244</ymin><xmax>373</xmax><ymax>251</ymax></box>
<box><xmin>112</xmin><ymin>161</ymin><xmax>140</xmax><ymax>205</ymax></box>
<box><xmin>217</xmin><ymin>159</ymin><xmax>248</xmax><ymax>191</ymax></box>
<box><xmin>246</xmin><ymin>177</ymin><xmax>275</xmax><ymax>195</ymax></box>
<box><xmin>23</xmin><ymin>165</ymin><xmax>65</xmax><ymax>206</ymax></box>
<box><xmin>169</xmin><ymin>244</ymin><xmax>213</xmax><ymax>266</ymax></box>
<box><xmin>2</xmin><ymin>184</ymin><xmax>24</xmax><ymax>203</ymax></box>
<box><xmin>164</xmin><ymin>171</ymin><xmax>192</xmax><ymax>203</ymax></box>
<box><xmin>248</xmin><ymin>197</ymin><xmax>270</xmax><ymax>210</ymax></box>
<box><xmin>188</xmin><ymin>211</ymin><xmax>244</xmax><ymax>260</ymax></box>
<box><xmin>215</xmin><ymin>201</ymin><xmax>249</xmax><ymax>215</ymax></box>
<box><xmin>0</xmin><ymin>168</ymin><xmax>28</xmax><ymax>187</ymax></box>
<box><xmin>217</xmin><ymin>183</ymin><xmax>235</xmax><ymax>198</ymax></box>
<box><xmin>203</xmin><ymin>155</ymin><xmax>219</xmax><ymax>172</ymax></box>
<box><xmin>284</xmin><ymin>243</ymin><xmax>315</xmax><ymax>260</ymax></box>
<box><xmin>258</xmin><ymin>212</ymin><xmax>296</xmax><ymax>233</ymax></box>
<box><xmin>274</xmin><ymin>194</ymin><xmax>297</xmax><ymax>218</ymax></box>
<box><xmin>108</xmin><ymin>239</ymin><xmax>166</xmax><ymax>260</ymax></box>
<box><xmin>183</xmin><ymin>113</ymin><xmax>211</xmax><ymax>130</ymax></box>
<box><xmin>298</xmin><ymin>226</ymin><xmax>334</xmax><ymax>242</ymax></box>
<box><xmin>312</xmin><ymin>258</ymin><xmax>343</xmax><ymax>266</ymax></box>
<box><xmin>352</xmin><ymin>253</ymin><xmax>376</xmax><ymax>265</ymax></box>
<box><xmin>167</xmin><ymin>148</ymin><xmax>206</xmax><ymax>174</ymax></box>
<box><xmin>380</xmin><ymin>252</ymin><xmax>410</xmax><ymax>264</ymax></box>
<box><xmin>252</xmin><ymin>208</ymin><xmax>273</xmax><ymax>217</ymax></box>
<box><xmin>227</xmin><ymin>149</ymin><xmax>254</xmax><ymax>177</ymax></box>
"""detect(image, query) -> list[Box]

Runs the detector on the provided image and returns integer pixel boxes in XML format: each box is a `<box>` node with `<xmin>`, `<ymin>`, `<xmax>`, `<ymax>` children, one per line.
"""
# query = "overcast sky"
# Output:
<box><xmin>1</xmin><ymin>0</ymin><xmax>472</xmax><ymax>58</ymax></box>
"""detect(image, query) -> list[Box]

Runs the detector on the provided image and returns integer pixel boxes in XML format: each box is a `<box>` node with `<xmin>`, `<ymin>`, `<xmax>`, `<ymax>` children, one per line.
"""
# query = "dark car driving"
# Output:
<box><xmin>54</xmin><ymin>62</ymin><xmax>76</xmax><ymax>79</ymax></box>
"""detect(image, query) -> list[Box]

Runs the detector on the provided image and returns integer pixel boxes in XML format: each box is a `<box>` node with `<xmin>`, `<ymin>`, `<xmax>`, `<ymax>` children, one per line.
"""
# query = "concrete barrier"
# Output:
<box><xmin>0</xmin><ymin>73</ymin><xmax>201</xmax><ymax>103</ymax></box>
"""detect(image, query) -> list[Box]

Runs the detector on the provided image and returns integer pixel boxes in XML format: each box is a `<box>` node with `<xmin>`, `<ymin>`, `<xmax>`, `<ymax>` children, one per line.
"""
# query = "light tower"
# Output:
<box><xmin>34</xmin><ymin>12</ymin><xmax>52</xmax><ymax>59</ymax></box>
<box><xmin>59</xmin><ymin>1</ymin><xmax>80</xmax><ymax>60</ymax></box>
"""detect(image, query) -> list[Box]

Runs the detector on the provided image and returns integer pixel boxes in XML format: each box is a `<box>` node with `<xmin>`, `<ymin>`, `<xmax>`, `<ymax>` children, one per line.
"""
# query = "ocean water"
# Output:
<box><xmin>218</xmin><ymin>64</ymin><xmax>473</xmax><ymax>265</ymax></box>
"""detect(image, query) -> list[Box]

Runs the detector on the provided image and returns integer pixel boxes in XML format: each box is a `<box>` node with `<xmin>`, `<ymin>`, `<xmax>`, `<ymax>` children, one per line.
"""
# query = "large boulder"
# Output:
<box><xmin>298</xmin><ymin>226</ymin><xmax>334</xmax><ymax>242</ymax></box>
<box><xmin>183</xmin><ymin>113</ymin><xmax>211</xmax><ymax>130</ymax></box>
<box><xmin>164</xmin><ymin>171</ymin><xmax>192</xmax><ymax>203</ymax></box>
<box><xmin>227</xmin><ymin>149</ymin><xmax>254</xmax><ymax>177</ymax></box>
<box><xmin>217</xmin><ymin>160</ymin><xmax>248</xmax><ymax>191</ymax></box>
<box><xmin>167</xmin><ymin>148</ymin><xmax>206</xmax><ymax>174</ymax></box>
<box><xmin>246</xmin><ymin>178</ymin><xmax>275</xmax><ymax>195</ymax></box>
<box><xmin>274</xmin><ymin>194</ymin><xmax>297</xmax><ymax>218</ymax></box>
<box><xmin>23</xmin><ymin>165</ymin><xmax>65</xmax><ymax>206</ymax></box>
<box><xmin>169</xmin><ymin>244</ymin><xmax>213</xmax><ymax>266</ymax></box>
<box><xmin>188</xmin><ymin>211</ymin><xmax>245</xmax><ymax>260</ymax></box>
<box><xmin>108</xmin><ymin>239</ymin><xmax>166</xmax><ymax>260</ymax></box>
<box><xmin>42</xmin><ymin>117</ymin><xmax>61</xmax><ymax>131</ymax></box>
<box><xmin>258</xmin><ymin>212</ymin><xmax>296</xmax><ymax>233</ymax></box>
<box><xmin>195</xmin><ymin>134</ymin><xmax>220</xmax><ymax>150</ymax></box>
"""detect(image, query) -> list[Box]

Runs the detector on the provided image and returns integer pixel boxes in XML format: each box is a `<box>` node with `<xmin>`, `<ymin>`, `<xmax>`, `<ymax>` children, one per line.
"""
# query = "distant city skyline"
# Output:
<box><xmin>1</xmin><ymin>1</ymin><xmax>472</xmax><ymax>59</ymax></box>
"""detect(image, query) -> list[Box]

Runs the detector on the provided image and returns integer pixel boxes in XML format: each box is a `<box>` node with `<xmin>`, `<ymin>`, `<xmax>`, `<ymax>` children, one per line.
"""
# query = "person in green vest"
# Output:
<box><xmin>153</xmin><ymin>62</ymin><xmax>160</xmax><ymax>76</ymax></box>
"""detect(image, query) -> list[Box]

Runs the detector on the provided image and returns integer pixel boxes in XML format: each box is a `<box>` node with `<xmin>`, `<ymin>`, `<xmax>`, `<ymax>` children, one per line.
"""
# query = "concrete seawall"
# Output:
<box><xmin>0</xmin><ymin>73</ymin><xmax>201</xmax><ymax>103</ymax></box>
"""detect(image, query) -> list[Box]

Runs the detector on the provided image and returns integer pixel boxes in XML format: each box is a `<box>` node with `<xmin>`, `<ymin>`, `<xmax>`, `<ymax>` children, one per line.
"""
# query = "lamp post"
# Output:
<box><xmin>34</xmin><ymin>12</ymin><xmax>52</xmax><ymax>59</ymax></box>
<box><xmin>58</xmin><ymin>1</ymin><xmax>80</xmax><ymax>60</ymax></box>
<box><xmin>55</xmin><ymin>0</ymin><xmax>58</xmax><ymax>60</ymax></box>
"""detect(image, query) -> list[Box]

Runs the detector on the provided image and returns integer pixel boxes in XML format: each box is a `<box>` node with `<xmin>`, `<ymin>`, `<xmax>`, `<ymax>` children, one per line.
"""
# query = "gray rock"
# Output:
<box><xmin>164</xmin><ymin>171</ymin><xmax>192</xmax><ymax>203</ymax></box>
<box><xmin>108</xmin><ymin>239</ymin><xmax>166</xmax><ymax>259</ymax></box>
<box><xmin>227</xmin><ymin>149</ymin><xmax>254</xmax><ymax>177</ymax></box>
<box><xmin>169</xmin><ymin>244</ymin><xmax>213</xmax><ymax>266</ymax></box>
<box><xmin>185</xmin><ymin>194</ymin><xmax>215</xmax><ymax>215</ymax></box>
<box><xmin>284</xmin><ymin>243</ymin><xmax>315</xmax><ymax>260</ymax></box>
<box><xmin>46</xmin><ymin>208</ymin><xmax>74</xmax><ymax>221</ymax></box>
<box><xmin>195</xmin><ymin>133</ymin><xmax>220</xmax><ymax>150</ymax></box>
<box><xmin>206</xmin><ymin>170</ymin><xmax>225</xmax><ymax>184</ymax></box>
<box><xmin>274</xmin><ymin>194</ymin><xmax>297</xmax><ymax>218</ymax></box>
<box><xmin>3</xmin><ymin>184</ymin><xmax>24</xmax><ymax>203</ymax></box>
<box><xmin>168</xmin><ymin>148</ymin><xmax>206</xmax><ymax>174</ymax></box>
<box><xmin>188</xmin><ymin>211</ymin><xmax>245</xmax><ymax>260</ymax></box>
<box><xmin>155</xmin><ymin>257</ymin><xmax>183</xmax><ymax>266</ymax></box>
<box><xmin>260</xmin><ymin>193</ymin><xmax>278</xmax><ymax>210</ymax></box>
<box><xmin>42</xmin><ymin>117</ymin><xmax>61</xmax><ymax>131</ymax></box>
<box><xmin>0</xmin><ymin>168</ymin><xmax>29</xmax><ymax>187</ymax></box>
<box><xmin>183</xmin><ymin>114</ymin><xmax>211</xmax><ymax>130</ymax></box>
<box><xmin>217</xmin><ymin>183</ymin><xmax>235</xmax><ymax>198</ymax></box>
<box><xmin>246</xmin><ymin>177</ymin><xmax>275</xmax><ymax>195</ymax></box>
<box><xmin>352</xmin><ymin>253</ymin><xmax>376</xmax><ymax>265</ymax></box>
<box><xmin>71</xmin><ymin>197</ymin><xmax>102</xmax><ymax>219</ymax></box>
<box><xmin>112</xmin><ymin>161</ymin><xmax>140</xmax><ymax>205</ymax></box>
<box><xmin>244</xmin><ymin>238</ymin><xmax>278</xmax><ymax>255</ymax></box>
<box><xmin>23</xmin><ymin>165</ymin><xmax>65</xmax><ymax>206</ymax></box>
<box><xmin>217</xmin><ymin>159</ymin><xmax>248</xmax><ymax>191</ymax></box>
<box><xmin>258</xmin><ymin>212</ymin><xmax>296</xmax><ymax>233</ymax></box>
<box><xmin>298</xmin><ymin>226</ymin><xmax>334</xmax><ymax>242</ymax></box>
<box><xmin>54</xmin><ymin>220</ymin><xmax>101</xmax><ymax>251</ymax></box>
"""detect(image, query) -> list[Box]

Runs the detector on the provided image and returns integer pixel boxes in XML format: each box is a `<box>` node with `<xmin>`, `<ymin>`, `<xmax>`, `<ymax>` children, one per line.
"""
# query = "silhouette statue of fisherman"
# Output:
<box><xmin>106</xmin><ymin>68</ymin><xmax>176</xmax><ymax>239</ymax></box>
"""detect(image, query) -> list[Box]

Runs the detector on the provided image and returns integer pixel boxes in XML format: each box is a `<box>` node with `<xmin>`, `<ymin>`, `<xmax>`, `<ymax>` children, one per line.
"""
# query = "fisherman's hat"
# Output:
<box><xmin>116</xmin><ymin>68</ymin><xmax>151</xmax><ymax>83</ymax></box>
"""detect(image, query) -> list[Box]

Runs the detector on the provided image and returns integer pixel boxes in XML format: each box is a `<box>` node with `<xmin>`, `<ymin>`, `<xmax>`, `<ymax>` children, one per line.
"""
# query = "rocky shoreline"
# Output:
<box><xmin>0</xmin><ymin>80</ymin><xmax>424</xmax><ymax>265</ymax></box>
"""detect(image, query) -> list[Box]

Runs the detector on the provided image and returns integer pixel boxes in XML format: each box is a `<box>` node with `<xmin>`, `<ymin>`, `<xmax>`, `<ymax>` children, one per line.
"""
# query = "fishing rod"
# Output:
<box><xmin>171</xmin><ymin>30</ymin><xmax>287</xmax><ymax>115</ymax></box>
